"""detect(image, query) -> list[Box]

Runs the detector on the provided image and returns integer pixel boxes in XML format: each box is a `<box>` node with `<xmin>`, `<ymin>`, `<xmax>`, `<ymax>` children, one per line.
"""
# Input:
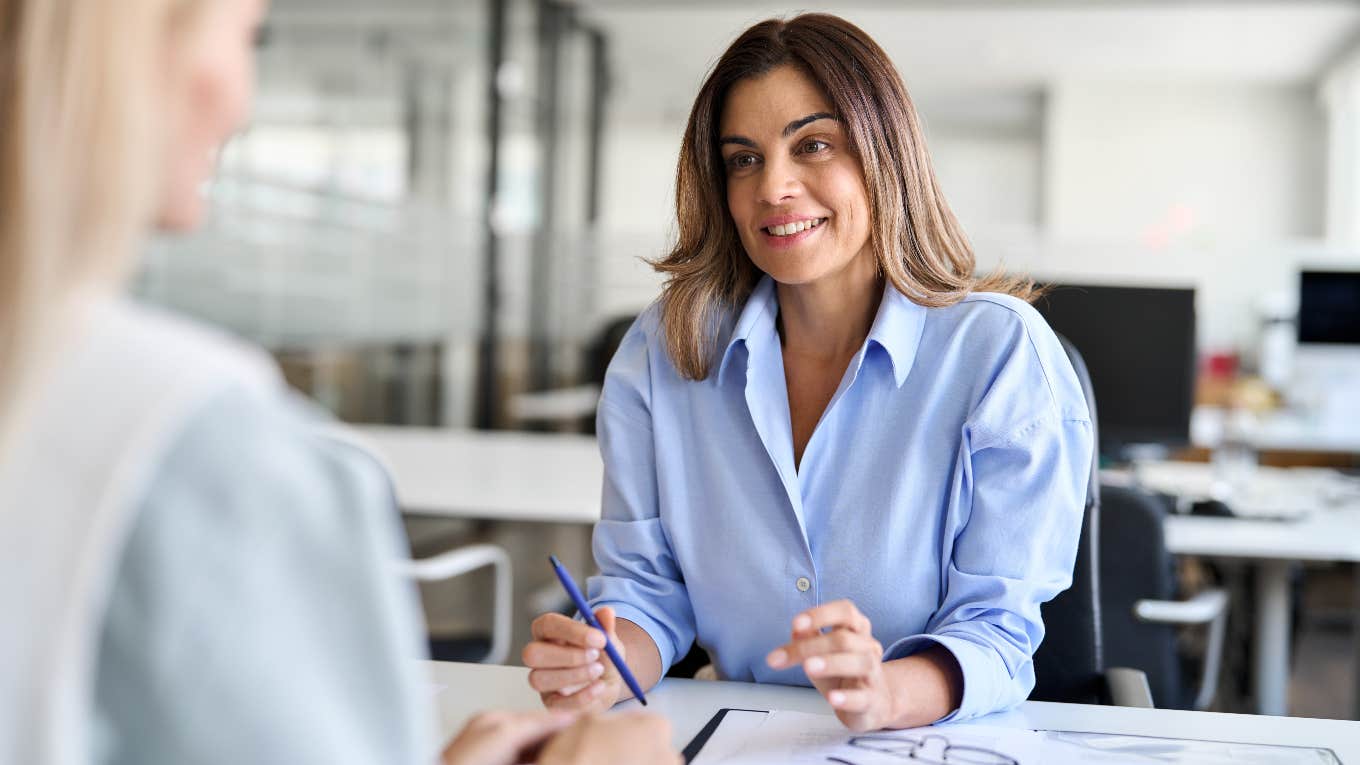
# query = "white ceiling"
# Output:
<box><xmin>578</xmin><ymin>1</ymin><xmax>1360</xmax><ymax>122</ymax></box>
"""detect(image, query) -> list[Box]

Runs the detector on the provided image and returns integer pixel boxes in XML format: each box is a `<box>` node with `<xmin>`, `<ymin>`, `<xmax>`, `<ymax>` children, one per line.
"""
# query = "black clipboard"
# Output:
<box><xmin>682</xmin><ymin>708</ymin><xmax>769</xmax><ymax>763</ymax></box>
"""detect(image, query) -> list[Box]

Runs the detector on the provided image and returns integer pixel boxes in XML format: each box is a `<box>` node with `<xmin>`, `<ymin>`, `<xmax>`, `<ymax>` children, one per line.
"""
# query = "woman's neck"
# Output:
<box><xmin>775</xmin><ymin>253</ymin><xmax>883</xmax><ymax>362</ymax></box>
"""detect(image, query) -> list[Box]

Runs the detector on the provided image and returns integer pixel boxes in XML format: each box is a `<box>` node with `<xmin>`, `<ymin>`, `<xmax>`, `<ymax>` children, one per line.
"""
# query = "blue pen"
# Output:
<box><xmin>547</xmin><ymin>555</ymin><xmax>648</xmax><ymax>706</ymax></box>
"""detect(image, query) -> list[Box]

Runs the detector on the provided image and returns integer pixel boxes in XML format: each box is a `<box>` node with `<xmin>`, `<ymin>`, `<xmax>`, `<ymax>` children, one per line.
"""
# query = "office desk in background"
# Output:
<box><xmin>1164</xmin><ymin>509</ymin><xmax>1360</xmax><ymax>719</ymax></box>
<box><xmin>428</xmin><ymin>661</ymin><xmax>1360</xmax><ymax>761</ymax></box>
<box><xmin>1192</xmin><ymin>405</ymin><xmax>1360</xmax><ymax>458</ymax></box>
<box><xmin>1119</xmin><ymin>460</ymin><xmax>1360</xmax><ymax>717</ymax></box>
<box><xmin>364</xmin><ymin>426</ymin><xmax>1360</xmax><ymax>718</ymax></box>
<box><xmin>350</xmin><ymin>425</ymin><xmax>603</xmax><ymax>523</ymax></box>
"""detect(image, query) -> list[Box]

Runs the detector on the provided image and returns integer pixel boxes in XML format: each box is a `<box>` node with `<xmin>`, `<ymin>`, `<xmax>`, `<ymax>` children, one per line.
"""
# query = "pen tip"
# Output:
<box><xmin>548</xmin><ymin>555</ymin><xmax>561</xmax><ymax>567</ymax></box>
<box><xmin>639</xmin><ymin>698</ymin><xmax>648</xmax><ymax>706</ymax></box>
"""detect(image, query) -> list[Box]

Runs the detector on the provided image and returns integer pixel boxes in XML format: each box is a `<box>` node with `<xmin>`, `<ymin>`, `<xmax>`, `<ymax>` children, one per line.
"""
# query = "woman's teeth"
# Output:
<box><xmin>765</xmin><ymin>218</ymin><xmax>826</xmax><ymax>237</ymax></box>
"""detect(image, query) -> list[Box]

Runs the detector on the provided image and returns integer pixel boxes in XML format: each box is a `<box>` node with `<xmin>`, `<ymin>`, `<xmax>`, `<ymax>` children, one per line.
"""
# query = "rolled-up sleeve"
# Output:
<box><xmin>586</xmin><ymin>325</ymin><xmax>696</xmax><ymax>673</ymax></box>
<box><xmin>884</xmin><ymin>414</ymin><xmax>1092</xmax><ymax>722</ymax></box>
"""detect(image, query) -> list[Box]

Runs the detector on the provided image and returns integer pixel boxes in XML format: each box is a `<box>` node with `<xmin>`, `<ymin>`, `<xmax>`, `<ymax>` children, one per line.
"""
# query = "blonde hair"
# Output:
<box><xmin>653</xmin><ymin>14</ymin><xmax>1038</xmax><ymax>380</ymax></box>
<box><xmin>0</xmin><ymin>0</ymin><xmax>198</xmax><ymax>444</ymax></box>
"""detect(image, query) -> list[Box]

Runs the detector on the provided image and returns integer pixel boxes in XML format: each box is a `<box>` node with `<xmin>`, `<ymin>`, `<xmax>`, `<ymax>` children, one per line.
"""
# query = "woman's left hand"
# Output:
<box><xmin>765</xmin><ymin>599</ymin><xmax>896</xmax><ymax>732</ymax></box>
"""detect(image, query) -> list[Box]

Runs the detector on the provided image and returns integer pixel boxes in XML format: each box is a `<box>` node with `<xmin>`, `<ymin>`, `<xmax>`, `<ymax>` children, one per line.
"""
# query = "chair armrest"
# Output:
<box><xmin>396</xmin><ymin>544</ymin><xmax>513</xmax><ymax>665</ymax></box>
<box><xmin>1133</xmin><ymin>588</ymin><xmax>1230</xmax><ymax>711</ymax></box>
<box><xmin>1133</xmin><ymin>589</ymin><xmax>1229</xmax><ymax>625</ymax></box>
<box><xmin>1105</xmin><ymin>667</ymin><xmax>1155</xmax><ymax>708</ymax></box>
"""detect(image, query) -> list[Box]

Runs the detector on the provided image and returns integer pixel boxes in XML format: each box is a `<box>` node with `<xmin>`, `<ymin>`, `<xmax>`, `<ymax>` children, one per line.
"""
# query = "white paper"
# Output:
<box><xmin>711</xmin><ymin>710</ymin><xmax>1042</xmax><ymax>765</ymax></box>
<box><xmin>689</xmin><ymin>710</ymin><xmax>1340</xmax><ymax>765</ymax></box>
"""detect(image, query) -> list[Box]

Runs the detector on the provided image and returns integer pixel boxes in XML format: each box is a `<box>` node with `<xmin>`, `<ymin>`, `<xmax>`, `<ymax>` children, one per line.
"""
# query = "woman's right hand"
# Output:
<box><xmin>536</xmin><ymin>711</ymin><xmax>681</xmax><ymax>765</ymax></box>
<box><xmin>524</xmin><ymin>606</ymin><xmax>626</xmax><ymax>713</ymax></box>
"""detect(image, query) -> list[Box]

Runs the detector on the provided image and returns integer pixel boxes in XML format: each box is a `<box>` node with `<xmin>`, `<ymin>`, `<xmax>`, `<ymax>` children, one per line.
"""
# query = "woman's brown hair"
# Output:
<box><xmin>652</xmin><ymin>13</ymin><xmax>1037</xmax><ymax>380</ymax></box>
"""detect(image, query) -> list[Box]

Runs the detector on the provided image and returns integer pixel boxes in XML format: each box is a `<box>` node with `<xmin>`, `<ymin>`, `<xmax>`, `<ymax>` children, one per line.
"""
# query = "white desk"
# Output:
<box><xmin>428</xmin><ymin>661</ymin><xmax>1360</xmax><ymax>761</ymax></box>
<box><xmin>1129</xmin><ymin>458</ymin><xmax>1360</xmax><ymax>717</ymax></box>
<box><xmin>1164</xmin><ymin>509</ymin><xmax>1360</xmax><ymax>718</ymax></box>
<box><xmin>349</xmin><ymin>425</ymin><xmax>602</xmax><ymax>523</ymax></box>
<box><xmin>1192</xmin><ymin>405</ymin><xmax>1360</xmax><ymax>456</ymax></box>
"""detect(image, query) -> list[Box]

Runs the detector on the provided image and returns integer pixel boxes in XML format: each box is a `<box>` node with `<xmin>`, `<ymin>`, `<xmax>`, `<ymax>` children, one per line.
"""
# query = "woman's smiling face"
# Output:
<box><xmin>719</xmin><ymin>64</ymin><xmax>873</xmax><ymax>287</ymax></box>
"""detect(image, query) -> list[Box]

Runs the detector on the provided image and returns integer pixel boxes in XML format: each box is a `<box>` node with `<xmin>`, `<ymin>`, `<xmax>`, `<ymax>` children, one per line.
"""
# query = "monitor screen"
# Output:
<box><xmin>1298</xmin><ymin>270</ymin><xmax>1360</xmax><ymax>345</ymax></box>
<box><xmin>1034</xmin><ymin>283</ymin><xmax>1196</xmax><ymax>458</ymax></box>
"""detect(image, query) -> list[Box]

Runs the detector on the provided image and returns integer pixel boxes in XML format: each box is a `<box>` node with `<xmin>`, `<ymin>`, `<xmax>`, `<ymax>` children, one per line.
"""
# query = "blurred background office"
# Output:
<box><xmin>132</xmin><ymin>0</ymin><xmax>1360</xmax><ymax>720</ymax></box>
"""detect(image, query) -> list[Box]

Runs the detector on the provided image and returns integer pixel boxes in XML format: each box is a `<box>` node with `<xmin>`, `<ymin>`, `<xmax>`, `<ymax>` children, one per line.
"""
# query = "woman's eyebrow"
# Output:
<box><xmin>719</xmin><ymin>135</ymin><xmax>757</xmax><ymax>149</ymax></box>
<box><xmin>719</xmin><ymin>112</ymin><xmax>838</xmax><ymax>148</ymax></box>
<box><xmin>782</xmin><ymin>112</ymin><xmax>836</xmax><ymax>137</ymax></box>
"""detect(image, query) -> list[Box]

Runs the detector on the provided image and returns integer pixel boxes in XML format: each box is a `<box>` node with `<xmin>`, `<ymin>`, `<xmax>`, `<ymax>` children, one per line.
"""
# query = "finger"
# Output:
<box><xmin>532</xmin><ymin>612</ymin><xmax>607</xmax><ymax>649</ymax></box>
<box><xmin>804</xmin><ymin>652</ymin><xmax>878</xmax><ymax>680</ymax></box>
<box><xmin>595</xmin><ymin>606</ymin><xmax>618</xmax><ymax>639</ymax></box>
<box><xmin>542</xmin><ymin>680</ymin><xmax>610</xmax><ymax>711</ymax></box>
<box><xmin>522</xmin><ymin>641</ymin><xmax>602</xmax><ymax>669</ymax></box>
<box><xmin>528</xmin><ymin>663</ymin><xmax>606</xmax><ymax>693</ymax></box>
<box><xmin>769</xmin><ymin>629</ymin><xmax>875</xmax><ymax>668</ymax></box>
<box><xmin>792</xmin><ymin>600</ymin><xmax>870</xmax><ymax>636</ymax></box>
<box><xmin>447</xmin><ymin>709</ymin><xmax>576</xmax><ymax>765</ymax></box>
<box><xmin>827</xmin><ymin>687</ymin><xmax>873</xmax><ymax>714</ymax></box>
<box><xmin>494</xmin><ymin>709</ymin><xmax>578</xmax><ymax>746</ymax></box>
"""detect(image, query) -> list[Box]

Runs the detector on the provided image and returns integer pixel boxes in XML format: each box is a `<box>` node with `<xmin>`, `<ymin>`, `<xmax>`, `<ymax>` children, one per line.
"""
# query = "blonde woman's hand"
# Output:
<box><xmin>536</xmin><ymin>711</ymin><xmax>681</xmax><ymax>765</ymax></box>
<box><xmin>440</xmin><ymin>709</ymin><xmax>575</xmax><ymax>765</ymax></box>
<box><xmin>523</xmin><ymin>606</ymin><xmax>625</xmax><ymax>714</ymax></box>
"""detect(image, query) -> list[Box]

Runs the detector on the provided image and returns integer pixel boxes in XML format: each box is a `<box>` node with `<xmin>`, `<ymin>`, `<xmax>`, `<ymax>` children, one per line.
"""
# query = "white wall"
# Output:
<box><xmin>592</xmin><ymin>119</ymin><xmax>682</xmax><ymax>320</ymax></box>
<box><xmin>1044</xmin><ymin>80</ymin><xmax>1324</xmax><ymax>244</ymax></box>
<box><xmin>931</xmin><ymin>132</ymin><xmax>1042</xmax><ymax>234</ymax></box>
<box><xmin>1322</xmin><ymin>40</ymin><xmax>1360</xmax><ymax>247</ymax></box>
<box><xmin>1026</xmin><ymin>79</ymin><xmax>1330</xmax><ymax>353</ymax></box>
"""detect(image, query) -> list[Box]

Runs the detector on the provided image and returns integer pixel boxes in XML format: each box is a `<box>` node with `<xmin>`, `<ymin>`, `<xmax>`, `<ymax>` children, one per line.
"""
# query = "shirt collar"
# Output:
<box><xmin>717</xmin><ymin>276</ymin><xmax>778</xmax><ymax>385</ymax></box>
<box><xmin>865</xmin><ymin>280</ymin><xmax>927</xmax><ymax>388</ymax></box>
<box><xmin>715</xmin><ymin>274</ymin><xmax>926</xmax><ymax>388</ymax></box>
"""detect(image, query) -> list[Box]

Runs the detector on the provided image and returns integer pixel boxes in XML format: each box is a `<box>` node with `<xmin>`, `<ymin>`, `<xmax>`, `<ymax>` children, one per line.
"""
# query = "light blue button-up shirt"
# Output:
<box><xmin>587</xmin><ymin>275</ymin><xmax>1092</xmax><ymax>722</ymax></box>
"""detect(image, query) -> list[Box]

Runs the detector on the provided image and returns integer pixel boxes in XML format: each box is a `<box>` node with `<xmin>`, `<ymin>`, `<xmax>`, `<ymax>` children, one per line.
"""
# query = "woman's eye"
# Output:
<box><xmin>800</xmin><ymin>139</ymin><xmax>828</xmax><ymax>154</ymax></box>
<box><xmin>726</xmin><ymin>153</ymin><xmax>758</xmax><ymax>170</ymax></box>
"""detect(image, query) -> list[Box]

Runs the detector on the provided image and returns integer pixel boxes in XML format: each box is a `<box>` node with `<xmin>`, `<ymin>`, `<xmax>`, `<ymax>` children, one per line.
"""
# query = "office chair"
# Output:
<box><xmin>506</xmin><ymin>314</ymin><xmax>636</xmax><ymax>431</ymax></box>
<box><xmin>1030</xmin><ymin>335</ymin><xmax>1154</xmax><ymax>707</ymax></box>
<box><xmin>1100</xmin><ymin>484</ymin><xmax>1229</xmax><ymax>710</ymax></box>
<box><xmin>401</xmin><ymin>543</ymin><xmax>513</xmax><ymax>665</ymax></box>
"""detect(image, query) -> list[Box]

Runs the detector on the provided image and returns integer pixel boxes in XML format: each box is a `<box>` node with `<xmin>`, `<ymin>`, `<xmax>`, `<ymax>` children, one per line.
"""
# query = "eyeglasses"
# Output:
<box><xmin>824</xmin><ymin>733</ymin><xmax>1020</xmax><ymax>765</ymax></box>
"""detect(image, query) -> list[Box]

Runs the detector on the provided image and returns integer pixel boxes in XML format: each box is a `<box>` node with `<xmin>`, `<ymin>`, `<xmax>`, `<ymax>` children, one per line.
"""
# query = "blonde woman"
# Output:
<box><xmin>525</xmin><ymin>13</ymin><xmax>1092</xmax><ymax>731</ymax></box>
<box><xmin>0</xmin><ymin>1</ymin><xmax>675</xmax><ymax>764</ymax></box>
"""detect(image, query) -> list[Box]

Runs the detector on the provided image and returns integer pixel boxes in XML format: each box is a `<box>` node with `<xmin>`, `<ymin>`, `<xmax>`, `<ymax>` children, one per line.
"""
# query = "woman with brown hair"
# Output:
<box><xmin>525</xmin><ymin>13</ymin><xmax>1092</xmax><ymax>731</ymax></box>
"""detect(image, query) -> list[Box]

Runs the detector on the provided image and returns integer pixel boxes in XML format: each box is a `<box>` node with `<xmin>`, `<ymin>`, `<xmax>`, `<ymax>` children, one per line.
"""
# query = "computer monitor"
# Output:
<box><xmin>1297</xmin><ymin>270</ymin><xmax>1360</xmax><ymax>346</ymax></box>
<box><xmin>1033</xmin><ymin>283</ymin><xmax>1197</xmax><ymax>460</ymax></box>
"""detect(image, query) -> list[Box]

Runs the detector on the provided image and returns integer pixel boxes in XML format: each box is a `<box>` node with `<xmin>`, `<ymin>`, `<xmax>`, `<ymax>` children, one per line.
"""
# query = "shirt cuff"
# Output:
<box><xmin>883</xmin><ymin>632</ymin><xmax>1011</xmax><ymax>723</ymax></box>
<box><xmin>585</xmin><ymin>599</ymin><xmax>681</xmax><ymax>675</ymax></box>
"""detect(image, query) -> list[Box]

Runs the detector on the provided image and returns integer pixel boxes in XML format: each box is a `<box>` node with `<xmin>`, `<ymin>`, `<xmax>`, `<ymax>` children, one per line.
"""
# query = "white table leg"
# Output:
<box><xmin>1254</xmin><ymin>560</ymin><xmax>1292</xmax><ymax>716</ymax></box>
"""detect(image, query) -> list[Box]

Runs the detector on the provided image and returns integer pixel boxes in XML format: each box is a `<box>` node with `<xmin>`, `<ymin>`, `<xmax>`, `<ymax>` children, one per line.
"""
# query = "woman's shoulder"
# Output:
<box><xmin>142</xmin><ymin>384</ymin><xmax>392</xmax><ymax>528</ymax></box>
<box><xmin>925</xmin><ymin>291</ymin><xmax>1089</xmax><ymax>423</ymax></box>
<box><xmin>924</xmin><ymin>291</ymin><xmax>1063</xmax><ymax>359</ymax></box>
<box><xmin>940</xmin><ymin>291</ymin><xmax>1048</xmax><ymax>335</ymax></box>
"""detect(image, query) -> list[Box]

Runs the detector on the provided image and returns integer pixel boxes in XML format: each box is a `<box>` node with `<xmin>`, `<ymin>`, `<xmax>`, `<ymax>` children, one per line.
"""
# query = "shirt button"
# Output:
<box><xmin>795</xmin><ymin>576</ymin><xmax>811</xmax><ymax>593</ymax></box>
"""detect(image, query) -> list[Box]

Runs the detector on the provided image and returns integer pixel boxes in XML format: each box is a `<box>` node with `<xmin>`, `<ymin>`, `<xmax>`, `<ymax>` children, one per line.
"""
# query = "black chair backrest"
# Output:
<box><xmin>1030</xmin><ymin>334</ymin><xmax>1105</xmax><ymax>703</ymax></box>
<box><xmin>1100</xmin><ymin>484</ymin><xmax>1184</xmax><ymax>708</ymax></box>
<box><xmin>587</xmin><ymin>315</ymin><xmax>640</xmax><ymax>385</ymax></box>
